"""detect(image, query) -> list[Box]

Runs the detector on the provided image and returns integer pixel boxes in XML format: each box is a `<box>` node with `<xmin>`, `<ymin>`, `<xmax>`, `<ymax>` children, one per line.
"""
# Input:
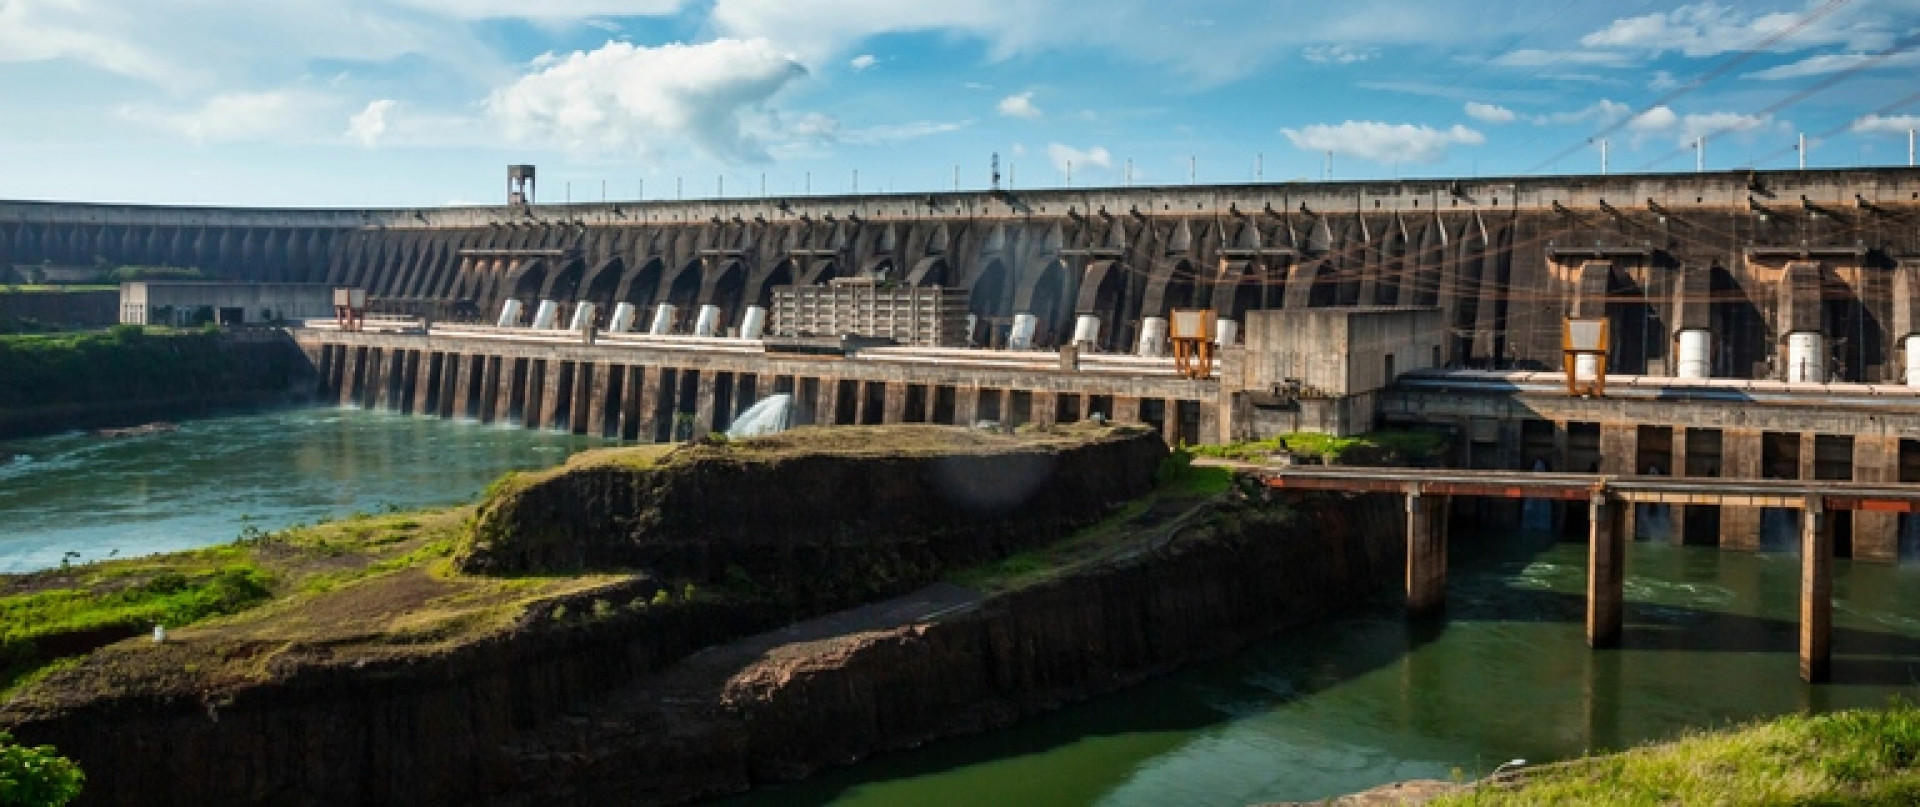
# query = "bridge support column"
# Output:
<box><xmin>1852</xmin><ymin>435</ymin><xmax>1900</xmax><ymax>563</ymax></box>
<box><xmin>1587</xmin><ymin>491</ymin><xmax>1626</xmax><ymax>648</ymax></box>
<box><xmin>883</xmin><ymin>382</ymin><xmax>909</xmax><ymax>425</ymax></box>
<box><xmin>1031</xmin><ymin>391</ymin><xmax>1058</xmax><ymax>428</ymax></box>
<box><xmin>1802</xmin><ymin>496</ymin><xmax>1832</xmax><ymax>683</ymax></box>
<box><xmin>1111</xmin><ymin>396</ymin><xmax>1141</xmax><ymax>424</ymax></box>
<box><xmin>1405</xmin><ymin>487</ymin><xmax>1449</xmax><ymax>616</ymax></box>
<box><xmin>690</xmin><ymin>371</ymin><xmax>717</xmax><ymax>437</ymax></box>
<box><xmin>1720</xmin><ymin>429</ymin><xmax>1763</xmax><ymax>550</ymax></box>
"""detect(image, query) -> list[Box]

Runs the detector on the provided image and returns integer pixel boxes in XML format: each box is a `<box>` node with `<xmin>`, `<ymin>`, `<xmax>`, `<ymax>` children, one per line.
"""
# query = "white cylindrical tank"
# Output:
<box><xmin>1574</xmin><ymin>353</ymin><xmax>1601</xmax><ymax>384</ymax></box>
<box><xmin>649</xmin><ymin>303</ymin><xmax>677</xmax><ymax>335</ymax></box>
<box><xmin>1906</xmin><ymin>335</ymin><xmax>1920</xmax><ymax>388</ymax></box>
<box><xmin>1215</xmin><ymin>318</ymin><xmax>1239</xmax><ymax>347</ymax></box>
<box><xmin>1071</xmin><ymin>315</ymin><xmax>1101</xmax><ymax>348</ymax></box>
<box><xmin>607</xmin><ymin>302</ymin><xmax>637</xmax><ymax>333</ymax></box>
<box><xmin>496</xmin><ymin>299</ymin><xmax>524</xmax><ymax>328</ymax></box>
<box><xmin>1008</xmin><ymin>313</ymin><xmax>1039</xmax><ymax>350</ymax></box>
<box><xmin>740</xmin><ymin>305</ymin><xmax>769</xmax><ymax>340</ymax></box>
<box><xmin>1786</xmin><ymin>332</ymin><xmax>1825</xmax><ymax>383</ymax></box>
<box><xmin>568</xmin><ymin>302</ymin><xmax>597</xmax><ymax>332</ymax></box>
<box><xmin>1676</xmin><ymin>329</ymin><xmax>1711</xmax><ymax>379</ymax></box>
<box><xmin>1137</xmin><ymin>316</ymin><xmax>1169</xmax><ymax>357</ymax></box>
<box><xmin>693</xmin><ymin>304</ymin><xmax>722</xmax><ymax>337</ymax></box>
<box><xmin>530</xmin><ymin>300</ymin><xmax>559</xmax><ymax>330</ymax></box>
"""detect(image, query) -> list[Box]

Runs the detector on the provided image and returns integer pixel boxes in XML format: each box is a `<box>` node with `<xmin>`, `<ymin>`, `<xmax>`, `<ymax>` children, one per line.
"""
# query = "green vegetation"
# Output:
<box><xmin>1441</xmin><ymin>702</ymin><xmax>1920</xmax><ymax>806</ymax></box>
<box><xmin>0</xmin><ymin>731</ymin><xmax>84</xmax><ymax>807</ymax></box>
<box><xmin>1187</xmin><ymin>428</ymin><xmax>1451</xmax><ymax>465</ymax></box>
<box><xmin>948</xmin><ymin>448</ymin><xmax>1235</xmax><ymax>593</ymax></box>
<box><xmin>1</xmin><ymin>560</ymin><xmax>272</xmax><ymax>690</ymax></box>
<box><xmin>0</xmin><ymin>324</ymin><xmax>298</xmax><ymax>409</ymax></box>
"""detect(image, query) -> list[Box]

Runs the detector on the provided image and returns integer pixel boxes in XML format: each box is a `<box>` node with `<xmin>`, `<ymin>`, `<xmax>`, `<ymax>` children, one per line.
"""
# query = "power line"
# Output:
<box><xmin>1526</xmin><ymin>0</ymin><xmax>1854</xmax><ymax>174</ymax></box>
<box><xmin>1632</xmin><ymin>28</ymin><xmax>1920</xmax><ymax>172</ymax></box>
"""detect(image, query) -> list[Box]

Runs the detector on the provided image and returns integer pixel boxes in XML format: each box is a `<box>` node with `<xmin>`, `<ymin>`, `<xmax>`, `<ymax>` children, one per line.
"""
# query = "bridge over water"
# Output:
<box><xmin>1257</xmin><ymin>465</ymin><xmax>1920</xmax><ymax>683</ymax></box>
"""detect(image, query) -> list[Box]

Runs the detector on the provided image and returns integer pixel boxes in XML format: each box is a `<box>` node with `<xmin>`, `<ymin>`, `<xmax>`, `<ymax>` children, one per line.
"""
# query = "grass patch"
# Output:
<box><xmin>1441</xmin><ymin>701</ymin><xmax>1920</xmax><ymax>806</ymax></box>
<box><xmin>1188</xmin><ymin>428</ymin><xmax>1451</xmax><ymax>465</ymax></box>
<box><xmin>947</xmin><ymin>448</ymin><xmax>1229</xmax><ymax>592</ymax></box>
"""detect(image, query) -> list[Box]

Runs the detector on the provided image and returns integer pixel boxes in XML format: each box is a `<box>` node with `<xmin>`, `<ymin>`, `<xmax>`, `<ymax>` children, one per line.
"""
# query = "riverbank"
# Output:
<box><xmin>1303</xmin><ymin>701</ymin><xmax>1920</xmax><ymax>806</ymax></box>
<box><xmin>14</xmin><ymin>423</ymin><xmax>1381</xmax><ymax>804</ymax></box>
<box><xmin>0</xmin><ymin>326</ymin><xmax>315</xmax><ymax>440</ymax></box>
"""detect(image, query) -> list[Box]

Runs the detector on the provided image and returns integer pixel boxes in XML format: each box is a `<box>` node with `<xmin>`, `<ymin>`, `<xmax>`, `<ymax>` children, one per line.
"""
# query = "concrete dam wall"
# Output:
<box><xmin>6</xmin><ymin>166</ymin><xmax>1920</xmax><ymax>380</ymax></box>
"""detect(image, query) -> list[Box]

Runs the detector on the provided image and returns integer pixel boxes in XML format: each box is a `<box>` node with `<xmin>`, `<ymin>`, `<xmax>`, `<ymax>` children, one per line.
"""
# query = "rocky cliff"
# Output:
<box><xmin>459</xmin><ymin>424</ymin><xmax>1167</xmax><ymax>611</ymax></box>
<box><xmin>490</xmin><ymin>491</ymin><xmax>1405</xmax><ymax>804</ymax></box>
<box><xmin>1</xmin><ymin>424</ymin><xmax>1175</xmax><ymax>805</ymax></box>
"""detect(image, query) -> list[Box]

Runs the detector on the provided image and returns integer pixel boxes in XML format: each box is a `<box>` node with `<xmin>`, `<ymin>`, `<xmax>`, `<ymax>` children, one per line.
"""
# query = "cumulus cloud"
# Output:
<box><xmin>848</xmin><ymin>53</ymin><xmax>877</xmax><ymax>71</ymax></box>
<box><xmin>1046</xmin><ymin>143</ymin><xmax>1111</xmax><ymax>174</ymax></box>
<box><xmin>1464</xmin><ymin>101</ymin><xmax>1516</xmax><ymax>124</ymax></box>
<box><xmin>120</xmin><ymin>90</ymin><xmax>329</xmax><ymax>143</ymax></box>
<box><xmin>997</xmin><ymin>91</ymin><xmax>1041</xmax><ymax>119</ymax></box>
<box><xmin>1303</xmin><ymin>44</ymin><xmax>1376</xmax><ymax>64</ymax></box>
<box><xmin>1281</xmin><ymin>121</ymin><xmax>1484</xmax><ymax>164</ymax></box>
<box><xmin>1854</xmin><ymin>114</ymin><xmax>1920</xmax><ymax>134</ymax></box>
<box><xmin>487</xmin><ymin>38</ymin><xmax>809</xmax><ymax>162</ymax></box>
<box><xmin>347</xmin><ymin>99</ymin><xmax>397</xmax><ymax>147</ymax></box>
<box><xmin>1628</xmin><ymin>104</ymin><xmax>1771</xmax><ymax>146</ymax></box>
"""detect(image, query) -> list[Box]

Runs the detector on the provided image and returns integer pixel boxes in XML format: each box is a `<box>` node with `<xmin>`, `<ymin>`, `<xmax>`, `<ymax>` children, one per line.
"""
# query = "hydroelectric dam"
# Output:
<box><xmin>15</xmin><ymin>167</ymin><xmax>1920</xmax><ymax>566</ymax></box>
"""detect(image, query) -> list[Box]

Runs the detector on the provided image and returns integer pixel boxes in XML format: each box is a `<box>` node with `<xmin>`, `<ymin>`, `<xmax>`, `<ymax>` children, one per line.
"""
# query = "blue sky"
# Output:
<box><xmin>2</xmin><ymin>0</ymin><xmax>1918</xmax><ymax>207</ymax></box>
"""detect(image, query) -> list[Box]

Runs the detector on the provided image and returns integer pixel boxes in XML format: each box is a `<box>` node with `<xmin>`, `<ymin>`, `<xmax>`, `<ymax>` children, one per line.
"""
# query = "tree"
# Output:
<box><xmin>0</xmin><ymin>731</ymin><xmax>84</xmax><ymax>806</ymax></box>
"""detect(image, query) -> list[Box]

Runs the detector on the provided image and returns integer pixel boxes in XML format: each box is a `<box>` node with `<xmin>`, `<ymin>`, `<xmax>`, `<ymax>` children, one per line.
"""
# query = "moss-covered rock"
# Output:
<box><xmin>457</xmin><ymin>423</ymin><xmax>1166</xmax><ymax>612</ymax></box>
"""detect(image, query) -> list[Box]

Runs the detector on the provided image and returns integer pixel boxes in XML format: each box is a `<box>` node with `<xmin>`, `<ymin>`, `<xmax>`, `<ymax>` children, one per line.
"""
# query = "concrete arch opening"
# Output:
<box><xmin>969</xmin><ymin>259</ymin><xmax>1013</xmax><ymax>347</ymax></box>
<box><xmin>1026</xmin><ymin>259</ymin><xmax>1072</xmax><ymax>348</ymax></box>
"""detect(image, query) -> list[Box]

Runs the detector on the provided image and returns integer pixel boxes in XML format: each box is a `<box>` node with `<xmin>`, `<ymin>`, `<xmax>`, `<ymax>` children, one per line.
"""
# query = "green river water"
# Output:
<box><xmin>3</xmin><ymin>408</ymin><xmax>1917</xmax><ymax>804</ymax></box>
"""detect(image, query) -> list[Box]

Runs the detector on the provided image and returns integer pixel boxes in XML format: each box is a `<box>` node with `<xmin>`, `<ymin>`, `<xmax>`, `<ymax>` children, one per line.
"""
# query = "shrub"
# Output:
<box><xmin>0</xmin><ymin>731</ymin><xmax>84</xmax><ymax>806</ymax></box>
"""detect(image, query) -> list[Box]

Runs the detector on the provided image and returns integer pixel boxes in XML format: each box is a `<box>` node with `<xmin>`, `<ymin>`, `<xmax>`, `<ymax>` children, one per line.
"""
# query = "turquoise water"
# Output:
<box><xmin>0</xmin><ymin>407</ymin><xmax>606</xmax><ymax>573</ymax></box>
<box><xmin>5</xmin><ymin>412</ymin><xmax>1916</xmax><ymax>804</ymax></box>
<box><xmin>730</xmin><ymin>527</ymin><xmax>1920</xmax><ymax>806</ymax></box>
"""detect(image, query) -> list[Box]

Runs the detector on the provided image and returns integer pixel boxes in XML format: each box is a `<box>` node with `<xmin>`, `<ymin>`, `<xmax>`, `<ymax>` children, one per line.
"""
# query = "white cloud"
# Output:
<box><xmin>997</xmin><ymin>91</ymin><xmax>1041</xmax><ymax>119</ymax></box>
<box><xmin>391</xmin><ymin>0</ymin><xmax>685</xmax><ymax>19</ymax></box>
<box><xmin>848</xmin><ymin>53</ymin><xmax>878</xmax><ymax>71</ymax></box>
<box><xmin>841</xmin><ymin>119</ymin><xmax>972</xmax><ymax>145</ymax></box>
<box><xmin>1534</xmin><ymin>99</ymin><xmax>1631</xmax><ymax>127</ymax></box>
<box><xmin>121</xmin><ymin>91</ymin><xmax>331</xmax><ymax>143</ymax></box>
<box><xmin>1303</xmin><ymin>44</ymin><xmax>1376</xmax><ymax>64</ymax></box>
<box><xmin>1281</xmin><ymin>121</ymin><xmax>1484</xmax><ymax>164</ymax></box>
<box><xmin>1748</xmin><ymin>50</ymin><xmax>1920</xmax><ymax>80</ymax></box>
<box><xmin>1577</xmin><ymin>1</ymin><xmax>1881</xmax><ymax>58</ymax></box>
<box><xmin>1490</xmin><ymin>49</ymin><xmax>1635</xmax><ymax>68</ymax></box>
<box><xmin>1046</xmin><ymin>143</ymin><xmax>1111</xmax><ymax>174</ymax></box>
<box><xmin>1464</xmin><ymin>101</ymin><xmax>1515</xmax><ymax>124</ymax></box>
<box><xmin>486</xmin><ymin>38</ymin><xmax>810</xmax><ymax>162</ymax></box>
<box><xmin>707</xmin><ymin>0</ymin><xmax>1564</xmax><ymax>85</ymax></box>
<box><xmin>1628</xmin><ymin>104</ymin><xmax>1771</xmax><ymax>146</ymax></box>
<box><xmin>347</xmin><ymin>99</ymin><xmax>398</xmax><ymax>148</ymax></box>
<box><xmin>1854</xmin><ymin>114</ymin><xmax>1920</xmax><ymax>134</ymax></box>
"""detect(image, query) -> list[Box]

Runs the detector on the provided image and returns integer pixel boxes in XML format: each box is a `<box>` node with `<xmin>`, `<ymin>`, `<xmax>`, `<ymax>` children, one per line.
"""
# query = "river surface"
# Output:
<box><xmin>5</xmin><ymin>412</ymin><xmax>1919</xmax><ymax>804</ymax></box>
<box><xmin>0</xmin><ymin>407</ymin><xmax>605</xmax><ymax>573</ymax></box>
<box><xmin>730</xmin><ymin>521</ymin><xmax>1920</xmax><ymax>806</ymax></box>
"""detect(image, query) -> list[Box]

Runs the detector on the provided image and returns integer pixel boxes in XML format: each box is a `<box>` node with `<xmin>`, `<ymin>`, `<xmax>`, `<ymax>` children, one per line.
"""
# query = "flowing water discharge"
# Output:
<box><xmin>0</xmin><ymin>407</ymin><xmax>606</xmax><ymax>573</ymax></box>
<box><xmin>728</xmin><ymin>526</ymin><xmax>1920</xmax><ymax>807</ymax></box>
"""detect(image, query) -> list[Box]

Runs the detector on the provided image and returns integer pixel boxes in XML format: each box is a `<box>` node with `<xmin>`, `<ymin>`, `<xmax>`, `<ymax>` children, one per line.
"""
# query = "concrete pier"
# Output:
<box><xmin>1587</xmin><ymin>491</ymin><xmax>1626</xmax><ymax>648</ymax></box>
<box><xmin>1802</xmin><ymin>496</ymin><xmax>1832</xmax><ymax>683</ymax></box>
<box><xmin>1405</xmin><ymin>487</ymin><xmax>1448</xmax><ymax>616</ymax></box>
